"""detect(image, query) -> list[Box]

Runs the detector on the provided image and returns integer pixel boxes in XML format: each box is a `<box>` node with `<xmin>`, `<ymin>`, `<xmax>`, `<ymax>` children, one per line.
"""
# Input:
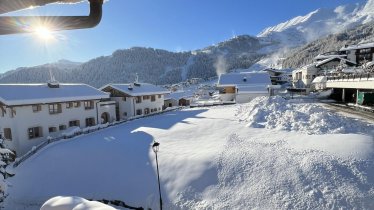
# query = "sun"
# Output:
<box><xmin>33</xmin><ymin>26</ymin><xmax>54</xmax><ymax>41</ymax></box>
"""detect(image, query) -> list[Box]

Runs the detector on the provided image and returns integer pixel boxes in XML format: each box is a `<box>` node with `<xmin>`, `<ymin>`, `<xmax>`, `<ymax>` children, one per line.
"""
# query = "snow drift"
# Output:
<box><xmin>237</xmin><ymin>96</ymin><xmax>374</xmax><ymax>135</ymax></box>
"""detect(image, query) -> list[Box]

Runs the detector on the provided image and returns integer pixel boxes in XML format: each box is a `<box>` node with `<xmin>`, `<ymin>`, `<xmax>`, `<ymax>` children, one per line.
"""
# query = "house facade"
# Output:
<box><xmin>100</xmin><ymin>83</ymin><xmax>169</xmax><ymax>120</ymax></box>
<box><xmin>0</xmin><ymin>83</ymin><xmax>115</xmax><ymax>156</ymax></box>
<box><xmin>217</xmin><ymin>72</ymin><xmax>271</xmax><ymax>103</ymax></box>
<box><xmin>340</xmin><ymin>43</ymin><xmax>374</xmax><ymax>66</ymax></box>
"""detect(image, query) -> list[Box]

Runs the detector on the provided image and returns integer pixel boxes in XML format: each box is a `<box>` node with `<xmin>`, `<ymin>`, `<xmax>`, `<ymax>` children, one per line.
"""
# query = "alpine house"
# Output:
<box><xmin>0</xmin><ymin>83</ymin><xmax>116</xmax><ymax>156</ymax></box>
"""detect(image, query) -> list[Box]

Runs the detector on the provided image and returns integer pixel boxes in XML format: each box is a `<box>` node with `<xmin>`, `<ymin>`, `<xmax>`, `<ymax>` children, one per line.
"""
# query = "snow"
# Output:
<box><xmin>3</xmin><ymin>97</ymin><xmax>374</xmax><ymax>209</ymax></box>
<box><xmin>315</xmin><ymin>56</ymin><xmax>356</xmax><ymax>67</ymax></box>
<box><xmin>237</xmin><ymin>96</ymin><xmax>373</xmax><ymax>134</ymax></box>
<box><xmin>100</xmin><ymin>83</ymin><xmax>169</xmax><ymax>97</ymax></box>
<box><xmin>251</xmin><ymin>0</ymin><xmax>374</xmax><ymax>70</ymax></box>
<box><xmin>312</xmin><ymin>76</ymin><xmax>327</xmax><ymax>84</ymax></box>
<box><xmin>218</xmin><ymin>72</ymin><xmax>271</xmax><ymax>90</ymax></box>
<box><xmin>340</xmin><ymin>42</ymin><xmax>374</xmax><ymax>51</ymax></box>
<box><xmin>0</xmin><ymin>84</ymin><xmax>109</xmax><ymax>106</ymax></box>
<box><xmin>41</xmin><ymin>196</ymin><xmax>116</xmax><ymax>210</ymax></box>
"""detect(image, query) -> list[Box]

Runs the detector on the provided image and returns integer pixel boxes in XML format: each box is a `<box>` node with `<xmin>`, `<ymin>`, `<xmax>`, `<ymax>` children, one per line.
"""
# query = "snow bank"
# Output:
<box><xmin>237</xmin><ymin>96</ymin><xmax>373</xmax><ymax>134</ymax></box>
<box><xmin>183</xmin><ymin>133</ymin><xmax>374</xmax><ymax>209</ymax></box>
<box><xmin>41</xmin><ymin>196</ymin><xmax>116</xmax><ymax>210</ymax></box>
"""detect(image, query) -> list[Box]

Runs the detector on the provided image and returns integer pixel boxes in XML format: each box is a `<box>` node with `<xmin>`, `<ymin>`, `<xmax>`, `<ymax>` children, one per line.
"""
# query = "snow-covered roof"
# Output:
<box><xmin>0</xmin><ymin>83</ymin><xmax>109</xmax><ymax>106</ymax></box>
<box><xmin>218</xmin><ymin>72</ymin><xmax>271</xmax><ymax>87</ymax></box>
<box><xmin>101</xmin><ymin>83</ymin><xmax>170</xmax><ymax>97</ymax></box>
<box><xmin>168</xmin><ymin>91</ymin><xmax>194</xmax><ymax>100</ymax></box>
<box><xmin>218</xmin><ymin>72</ymin><xmax>271</xmax><ymax>93</ymax></box>
<box><xmin>315</xmin><ymin>56</ymin><xmax>356</xmax><ymax>67</ymax></box>
<box><xmin>263</xmin><ymin>68</ymin><xmax>293</xmax><ymax>74</ymax></box>
<box><xmin>314</xmin><ymin>54</ymin><xmax>346</xmax><ymax>61</ymax></box>
<box><xmin>340</xmin><ymin>42</ymin><xmax>374</xmax><ymax>51</ymax></box>
<box><xmin>311</xmin><ymin>76</ymin><xmax>327</xmax><ymax>84</ymax></box>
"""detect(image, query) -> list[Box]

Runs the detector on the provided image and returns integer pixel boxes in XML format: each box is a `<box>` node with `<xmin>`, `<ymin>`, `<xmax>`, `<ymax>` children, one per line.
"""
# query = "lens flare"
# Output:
<box><xmin>33</xmin><ymin>26</ymin><xmax>54</xmax><ymax>41</ymax></box>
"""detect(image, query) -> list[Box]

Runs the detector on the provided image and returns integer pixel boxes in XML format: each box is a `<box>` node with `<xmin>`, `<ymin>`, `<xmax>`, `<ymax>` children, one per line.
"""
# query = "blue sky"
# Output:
<box><xmin>0</xmin><ymin>0</ymin><xmax>367</xmax><ymax>73</ymax></box>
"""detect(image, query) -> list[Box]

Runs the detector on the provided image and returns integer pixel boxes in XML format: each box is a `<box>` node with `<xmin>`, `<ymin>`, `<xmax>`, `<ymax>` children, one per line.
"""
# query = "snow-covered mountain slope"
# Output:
<box><xmin>282</xmin><ymin>22</ymin><xmax>374</xmax><ymax>68</ymax></box>
<box><xmin>258</xmin><ymin>0</ymin><xmax>373</xmax><ymax>46</ymax></box>
<box><xmin>0</xmin><ymin>36</ymin><xmax>275</xmax><ymax>87</ymax></box>
<box><xmin>1</xmin><ymin>1</ymin><xmax>373</xmax><ymax>83</ymax></box>
<box><xmin>250</xmin><ymin>0</ymin><xmax>374</xmax><ymax>70</ymax></box>
<box><xmin>4</xmin><ymin>98</ymin><xmax>374</xmax><ymax>209</ymax></box>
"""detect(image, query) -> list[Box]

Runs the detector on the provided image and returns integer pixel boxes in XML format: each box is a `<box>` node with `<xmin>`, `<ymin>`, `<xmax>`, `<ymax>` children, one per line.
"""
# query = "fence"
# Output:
<box><xmin>13</xmin><ymin>107</ymin><xmax>182</xmax><ymax>168</ymax></box>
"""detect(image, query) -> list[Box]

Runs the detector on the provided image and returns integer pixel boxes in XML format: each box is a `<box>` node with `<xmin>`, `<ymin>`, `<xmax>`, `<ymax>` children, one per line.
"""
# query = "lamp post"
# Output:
<box><xmin>152</xmin><ymin>141</ymin><xmax>163</xmax><ymax>210</ymax></box>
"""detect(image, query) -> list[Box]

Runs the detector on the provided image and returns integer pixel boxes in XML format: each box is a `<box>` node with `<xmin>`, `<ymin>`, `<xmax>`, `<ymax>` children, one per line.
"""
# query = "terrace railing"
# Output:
<box><xmin>326</xmin><ymin>73</ymin><xmax>374</xmax><ymax>82</ymax></box>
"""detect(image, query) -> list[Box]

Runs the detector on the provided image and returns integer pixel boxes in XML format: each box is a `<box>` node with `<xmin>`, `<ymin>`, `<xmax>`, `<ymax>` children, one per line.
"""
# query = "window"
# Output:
<box><xmin>123</xmin><ymin>112</ymin><xmax>127</xmax><ymax>117</ymax></box>
<box><xmin>59</xmin><ymin>125</ymin><xmax>67</xmax><ymax>131</ymax></box>
<box><xmin>84</xmin><ymin>101</ymin><xmax>94</xmax><ymax>110</ymax></box>
<box><xmin>143</xmin><ymin>95</ymin><xmax>150</xmax><ymax>100</ymax></box>
<box><xmin>4</xmin><ymin>128</ymin><xmax>12</xmax><ymax>140</ymax></box>
<box><xmin>49</xmin><ymin>127</ymin><xmax>57</xmax><ymax>133</ymax></box>
<box><xmin>74</xmin><ymin>102</ymin><xmax>81</xmax><ymax>108</ymax></box>
<box><xmin>158</xmin><ymin>94</ymin><xmax>162</xmax><ymax>98</ymax></box>
<box><xmin>85</xmin><ymin>117</ymin><xmax>96</xmax><ymax>127</ymax></box>
<box><xmin>28</xmin><ymin>127</ymin><xmax>43</xmax><ymax>139</ymax></box>
<box><xmin>69</xmin><ymin>120</ymin><xmax>80</xmax><ymax>127</ymax></box>
<box><xmin>122</xmin><ymin>97</ymin><xmax>126</xmax><ymax>101</ymax></box>
<box><xmin>66</xmin><ymin>102</ymin><xmax>73</xmax><ymax>109</ymax></box>
<box><xmin>144</xmin><ymin>108</ymin><xmax>150</xmax><ymax>115</ymax></box>
<box><xmin>151</xmin><ymin>95</ymin><xmax>156</xmax><ymax>102</ymax></box>
<box><xmin>32</xmin><ymin>105</ymin><xmax>41</xmax><ymax>112</ymax></box>
<box><xmin>135</xmin><ymin>96</ymin><xmax>142</xmax><ymax>103</ymax></box>
<box><xmin>49</xmin><ymin>104</ymin><xmax>62</xmax><ymax>114</ymax></box>
<box><xmin>136</xmin><ymin>109</ymin><xmax>142</xmax><ymax>116</ymax></box>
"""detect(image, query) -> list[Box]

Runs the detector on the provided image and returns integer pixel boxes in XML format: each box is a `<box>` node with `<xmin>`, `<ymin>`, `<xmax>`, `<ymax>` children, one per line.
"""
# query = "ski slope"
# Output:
<box><xmin>4</xmin><ymin>97</ymin><xmax>374</xmax><ymax>209</ymax></box>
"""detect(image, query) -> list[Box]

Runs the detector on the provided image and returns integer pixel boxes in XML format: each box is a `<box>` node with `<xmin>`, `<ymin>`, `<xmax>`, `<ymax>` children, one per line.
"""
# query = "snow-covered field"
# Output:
<box><xmin>3</xmin><ymin>97</ymin><xmax>374</xmax><ymax>209</ymax></box>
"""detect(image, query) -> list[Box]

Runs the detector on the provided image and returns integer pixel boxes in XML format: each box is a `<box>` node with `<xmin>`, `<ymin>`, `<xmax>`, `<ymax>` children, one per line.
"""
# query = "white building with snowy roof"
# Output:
<box><xmin>0</xmin><ymin>83</ymin><xmax>116</xmax><ymax>156</ymax></box>
<box><xmin>100</xmin><ymin>83</ymin><xmax>170</xmax><ymax>120</ymax></box>
<box><xmin>217</xmin><ymin>72</ymin><xmax>271</xmax><ymax>103</ymax></box>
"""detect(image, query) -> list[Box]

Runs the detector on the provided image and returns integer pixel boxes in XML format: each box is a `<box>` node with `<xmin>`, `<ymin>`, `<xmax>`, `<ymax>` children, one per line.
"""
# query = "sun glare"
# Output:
<box><xmin>33</xmin><ymin>26</ymin><xmax>54</xmax><ymax>41</ymax></box>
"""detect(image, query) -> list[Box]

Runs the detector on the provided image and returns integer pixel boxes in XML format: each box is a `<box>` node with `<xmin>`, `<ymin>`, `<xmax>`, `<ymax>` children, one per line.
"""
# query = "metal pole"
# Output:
<box><xmin>155</xmin><ymin>152</ymin><xmax>163</xmax><ymax>210</ymax></box>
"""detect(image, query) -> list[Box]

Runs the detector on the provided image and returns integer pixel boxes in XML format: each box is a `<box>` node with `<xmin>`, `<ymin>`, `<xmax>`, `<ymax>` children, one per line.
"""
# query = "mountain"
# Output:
<box><xmin>282</xmin><ymin>22</ymin><xmax>374</xmax><ymax>68</ymax></box>
<box><xmin>1</xmin><ymin>0</ymin><xmax>374</xmax><ymax>85</ymax></box>
<box><xmin>0</xmin><ymin>36</ymin><xmax>276</xmax><ymax>87</ymax></box>
<box><xmin>250</xmin><ymin>0</ymin><xmax>374</xmax><ymax>70</ymax></box>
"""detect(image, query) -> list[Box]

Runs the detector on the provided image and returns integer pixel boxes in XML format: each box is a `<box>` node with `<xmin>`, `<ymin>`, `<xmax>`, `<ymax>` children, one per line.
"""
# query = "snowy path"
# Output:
<box><xmin>4</xmin><ymin>100</ymin><xmax>374</xmax><ymax>209</ymax></box>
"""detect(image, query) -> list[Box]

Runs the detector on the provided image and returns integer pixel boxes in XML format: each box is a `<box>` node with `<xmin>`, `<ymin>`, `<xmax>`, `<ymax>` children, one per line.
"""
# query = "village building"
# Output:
<box><xmin>100</xmin><ymin>83</ymin><xmax>169</xmax><ymax>120</ymax></box>
<box><xmin>291</xmin><ymin>46</ymin><xmax>363</xmax><ymax>93</ymax></box>
<box><xmin>263</xmin><ymin>68</ymin><xmax>292</xmax><ymax>86</ymax></box>
<box><xmin>163</xmin><ymin>95</ymin><xmax>179</xmax><ymax>109</ymax></box>
<box><xmin>340</xmin><ymin>43</ymin><xmax>374</xmax><ymax>67</ymax></box>
<box><xmin>217</xmin><ymin>72</ymin><xmax>271</xmax><ymax>103</ymax></box>
<box><xmin>0</xmin><ymin>83</ymin><xmax>115</xmax><ymax>156</ymax></box>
